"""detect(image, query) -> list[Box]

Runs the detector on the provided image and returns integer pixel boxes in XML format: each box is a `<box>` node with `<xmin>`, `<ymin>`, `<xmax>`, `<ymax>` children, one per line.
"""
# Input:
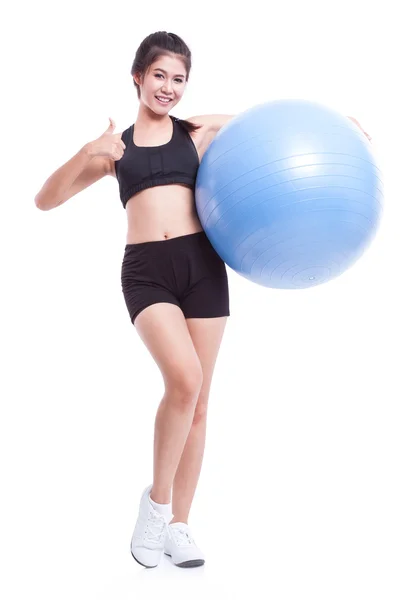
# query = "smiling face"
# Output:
<box><xmin>134</xmin><ymin>54</ymin><xmax>188</xmax><ymax>115</ymax></box>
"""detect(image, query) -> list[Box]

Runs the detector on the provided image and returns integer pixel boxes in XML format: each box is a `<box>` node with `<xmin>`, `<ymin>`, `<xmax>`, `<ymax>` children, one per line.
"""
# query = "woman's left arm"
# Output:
<box><xmin>187</xmin><ymin>113</ymin><xmax>371</xmax><ymax>142</ymax></box>
<box><xmin>347</xmin><ymin>116</ymin><xmax>372</xmax><ymax>142</ymax></box>
<box><xmin>186</xmin><ymin>114</ymin><xmax>236</xmax><ymax>134</ymax></box>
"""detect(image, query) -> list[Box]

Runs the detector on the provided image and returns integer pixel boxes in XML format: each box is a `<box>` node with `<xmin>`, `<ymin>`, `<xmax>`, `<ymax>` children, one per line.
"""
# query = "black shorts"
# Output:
<box><xmin>121</xmin><ymin>231</ymin><xmax>230</xmax><ymax>326</ymax></box>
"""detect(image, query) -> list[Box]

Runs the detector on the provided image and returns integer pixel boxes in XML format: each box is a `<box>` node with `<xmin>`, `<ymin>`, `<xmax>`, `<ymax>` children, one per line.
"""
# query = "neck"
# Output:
<box><xmin>135</xmin><ymin>103</ymin><xmax>171</xmax><ymax>128</ymax></box>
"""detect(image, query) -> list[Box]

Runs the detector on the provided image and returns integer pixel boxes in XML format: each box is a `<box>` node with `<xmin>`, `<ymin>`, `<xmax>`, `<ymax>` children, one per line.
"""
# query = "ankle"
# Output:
<box><xmin>170</xmin><ymin>517</ymin><xmax>188</xmax><ymax>525</ymax></box>
<box><xmin>150</xmin><ymin>489</ymin><xmax>171</xmax><ymax>505</ymax></box>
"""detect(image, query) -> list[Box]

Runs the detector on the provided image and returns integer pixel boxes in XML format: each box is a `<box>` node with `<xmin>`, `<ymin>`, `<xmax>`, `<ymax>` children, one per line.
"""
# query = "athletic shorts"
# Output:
<box><xmin>121</xmin><ymin>231</ymin><xmax>230</xmax><ymax>326</ymax></box>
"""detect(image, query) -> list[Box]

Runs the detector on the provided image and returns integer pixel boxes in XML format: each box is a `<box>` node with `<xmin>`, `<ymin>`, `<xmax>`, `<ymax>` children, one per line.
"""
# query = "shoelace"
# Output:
<box><xmin>170</xmin><ymin>526</ymin><xmax>196</xmax><ymax>547</ymax></box>
<box><xmin>144</xmin><ymin>509</ymin><xmax>171</xmax><ymax>544</ymax></box>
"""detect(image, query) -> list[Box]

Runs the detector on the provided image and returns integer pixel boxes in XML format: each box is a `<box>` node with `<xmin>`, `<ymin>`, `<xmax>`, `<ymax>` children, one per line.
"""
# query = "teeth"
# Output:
<box><xmin>156</xmin><ymin>97</ymin><xmax>171</xmax><ymax>103</ymax></box>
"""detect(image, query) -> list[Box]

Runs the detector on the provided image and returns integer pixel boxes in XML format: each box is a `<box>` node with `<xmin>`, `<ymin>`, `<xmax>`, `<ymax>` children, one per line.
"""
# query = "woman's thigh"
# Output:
<box><xmin>134</xmin><ymin>302</ymin><xmax>203</xmax><ymax>396</ymax></box>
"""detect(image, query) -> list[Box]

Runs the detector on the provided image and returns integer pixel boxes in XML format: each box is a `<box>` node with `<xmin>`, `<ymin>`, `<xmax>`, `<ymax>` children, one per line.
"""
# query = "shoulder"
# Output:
<box><xmin>184</xmin><ymin>114</ymin><xmax>236</xmax><ymax>134</ymax></box>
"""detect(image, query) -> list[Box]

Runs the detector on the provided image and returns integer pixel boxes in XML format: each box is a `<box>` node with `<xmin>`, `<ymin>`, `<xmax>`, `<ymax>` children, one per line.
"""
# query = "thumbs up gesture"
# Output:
<box><xmin>90</xmin><ymin>118</ymin><xmax>126</xmax><ymax>160</ymax></box>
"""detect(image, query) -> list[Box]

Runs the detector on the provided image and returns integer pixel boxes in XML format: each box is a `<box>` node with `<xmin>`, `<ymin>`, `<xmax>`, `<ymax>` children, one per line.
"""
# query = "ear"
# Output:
<box><xmin>133</xmin><ymin>72</ymin><xmax>142</xmax><ymax>86</ymax></box>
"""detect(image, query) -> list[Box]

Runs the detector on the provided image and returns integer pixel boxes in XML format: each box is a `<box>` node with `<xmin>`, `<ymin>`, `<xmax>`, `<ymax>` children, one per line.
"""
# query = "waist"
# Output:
<box><xmin>124</xmin><ymin>230</ymin><xmax>207</xmax><ymax>251</ymax></box>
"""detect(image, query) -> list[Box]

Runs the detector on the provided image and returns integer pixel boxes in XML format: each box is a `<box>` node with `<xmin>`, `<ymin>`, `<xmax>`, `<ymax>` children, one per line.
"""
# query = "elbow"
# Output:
<box><xmin>35</xmin><ymin>197</ymin><xmax>44</xmax><ymax>210</ymax></box>
<box><xmin>34</xmin><ymin>194</ymin><xmax>56</xmax><ymax>211</ymax></box>
<box><xmin>34</xmin><ymin>191</ymin><xmax>46</xmax><ymax>210</ymax></box>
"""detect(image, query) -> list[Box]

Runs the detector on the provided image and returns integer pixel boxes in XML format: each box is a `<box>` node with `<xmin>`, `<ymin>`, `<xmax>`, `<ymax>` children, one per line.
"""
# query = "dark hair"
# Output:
<box><xmin>131</xmin><ymin>31</ymin><xmax>203</xmax><ymax>134</ymax></box>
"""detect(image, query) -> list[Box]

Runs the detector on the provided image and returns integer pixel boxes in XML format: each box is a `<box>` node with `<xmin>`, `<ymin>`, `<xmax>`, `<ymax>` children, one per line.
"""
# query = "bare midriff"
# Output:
<box><xmin>124</xmin><ymin>183</ymin><xmax>203</xmax><ymax>244</ymax></box>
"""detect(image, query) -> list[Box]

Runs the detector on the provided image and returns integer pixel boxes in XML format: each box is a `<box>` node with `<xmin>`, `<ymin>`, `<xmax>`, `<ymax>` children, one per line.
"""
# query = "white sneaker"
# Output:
<box><xmin>130</xmin><ymin>484</ymin><xmax>173</xmax><ymax>568</ymax></box>
<box><xmin>164</xmin><ymin>522</ymin><xmax>205</xmax><ymax>568</ymax></box>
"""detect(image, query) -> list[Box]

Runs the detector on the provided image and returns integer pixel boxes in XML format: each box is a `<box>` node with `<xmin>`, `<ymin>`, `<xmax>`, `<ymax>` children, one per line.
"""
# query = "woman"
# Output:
<box><xmin>35</xmin><ymin>31</ymin><xmax>371</xmax><ymax>570</ymax></box>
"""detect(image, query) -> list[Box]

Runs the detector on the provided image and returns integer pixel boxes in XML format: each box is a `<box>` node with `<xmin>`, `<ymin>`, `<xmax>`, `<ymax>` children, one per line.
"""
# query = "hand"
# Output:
<box><xmin>90</xmin><ymin>118</ymin><xmax>126</xmax><ymax>159</ymax></box>
<box><xmin>347</xmin><ymin>116</ymin><xmax>372</xmax><ymax>142</ymax></box>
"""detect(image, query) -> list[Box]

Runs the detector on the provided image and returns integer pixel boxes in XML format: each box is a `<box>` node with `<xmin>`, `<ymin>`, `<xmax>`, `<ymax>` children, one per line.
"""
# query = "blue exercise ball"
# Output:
<box><xmin>195</xmin><ymin>99</ymin><xmax>384</xmax><ymax>289</ymax></box>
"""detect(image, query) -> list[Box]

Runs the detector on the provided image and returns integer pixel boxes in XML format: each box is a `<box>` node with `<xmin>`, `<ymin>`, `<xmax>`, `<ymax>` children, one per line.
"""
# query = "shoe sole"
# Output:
<box><xmin>164</xmin><ymin>552</ymin><xmax>205</xmax><ymax>568</ymax></box>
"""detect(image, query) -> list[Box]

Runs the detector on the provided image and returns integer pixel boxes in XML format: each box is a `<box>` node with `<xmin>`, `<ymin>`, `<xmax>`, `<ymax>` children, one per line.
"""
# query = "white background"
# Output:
<box><xmin>2</xmin><ymin>0</ymin><xmax>399</xmax><ymax>598</ymax></box>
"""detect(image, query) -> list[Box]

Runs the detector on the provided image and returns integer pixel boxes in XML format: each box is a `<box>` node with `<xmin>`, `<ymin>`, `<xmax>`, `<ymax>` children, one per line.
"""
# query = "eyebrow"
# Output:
<box><xmin>154</xmin><ymin>68</ymin><xmax>185</xmax><ymax>78</ymax></box>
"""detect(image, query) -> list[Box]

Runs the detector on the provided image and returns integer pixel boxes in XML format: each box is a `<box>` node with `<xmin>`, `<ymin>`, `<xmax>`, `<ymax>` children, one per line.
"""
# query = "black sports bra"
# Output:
<box><xmin>114</xmin><ymin>115</ymin><xmax>200</xmax><ymax>209</ymax></box>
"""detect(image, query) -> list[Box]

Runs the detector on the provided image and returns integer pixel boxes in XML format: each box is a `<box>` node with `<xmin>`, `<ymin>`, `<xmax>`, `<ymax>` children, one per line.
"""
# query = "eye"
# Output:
<box><xmin>155</xmin><ymin>74</ymin><xmax>184</xmax><ymax>83</ymax></box>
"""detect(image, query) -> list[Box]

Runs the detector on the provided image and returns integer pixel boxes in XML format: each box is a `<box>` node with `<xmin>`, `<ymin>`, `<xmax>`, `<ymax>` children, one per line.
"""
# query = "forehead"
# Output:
<box><xmin>151</xmin><ymin>55</ymin><xmax>186</xmax><ymax>76</ymax></box>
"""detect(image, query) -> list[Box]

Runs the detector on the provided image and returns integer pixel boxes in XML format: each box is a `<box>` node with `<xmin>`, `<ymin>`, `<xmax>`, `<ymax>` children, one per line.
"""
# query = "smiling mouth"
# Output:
<box><xmin>155</xmin><ymin>96</ymin><xmax>172</xmax><ymax>103</ymax></box>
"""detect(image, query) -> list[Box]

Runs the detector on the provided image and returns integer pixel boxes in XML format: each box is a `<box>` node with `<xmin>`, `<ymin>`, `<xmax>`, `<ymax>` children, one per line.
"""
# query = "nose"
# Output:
<box><xmin>161</xmin><ymin>80</ymin><xmax>173</xmax><ymax>95</ymax></box>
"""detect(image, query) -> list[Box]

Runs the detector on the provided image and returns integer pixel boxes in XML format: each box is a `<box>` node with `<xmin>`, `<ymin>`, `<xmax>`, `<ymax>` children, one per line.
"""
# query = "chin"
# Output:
<box><xmin>153</xmin><ymin>103</ymin><xmax>170</xmax><ymax>113</ymax></box>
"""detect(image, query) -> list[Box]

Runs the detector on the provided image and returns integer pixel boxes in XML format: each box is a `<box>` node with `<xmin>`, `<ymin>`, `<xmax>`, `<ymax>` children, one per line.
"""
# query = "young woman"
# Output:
<box><xmin>35</xmin><ymin>31</ymin><xmax>371</xmax><ymax>570</ymax></box>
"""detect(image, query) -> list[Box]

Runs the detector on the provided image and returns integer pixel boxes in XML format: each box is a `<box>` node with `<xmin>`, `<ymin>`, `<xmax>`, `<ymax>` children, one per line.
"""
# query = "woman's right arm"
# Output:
<box><xmin>34</xmin><ymin>143</ymin><xmax>110</xmax><ymax>211</ymax></box>
<box><xmin>34</xmin><ymin>119</ymin><xmax>125</xmax><ymax>211</ymax></box>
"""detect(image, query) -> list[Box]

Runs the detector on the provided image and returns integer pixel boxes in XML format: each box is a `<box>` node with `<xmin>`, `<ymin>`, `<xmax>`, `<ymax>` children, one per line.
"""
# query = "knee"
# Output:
<box><xmin>166</xmin><ymin>365</ymin><xmax>203</xmax><ymax>405</ymax></box>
